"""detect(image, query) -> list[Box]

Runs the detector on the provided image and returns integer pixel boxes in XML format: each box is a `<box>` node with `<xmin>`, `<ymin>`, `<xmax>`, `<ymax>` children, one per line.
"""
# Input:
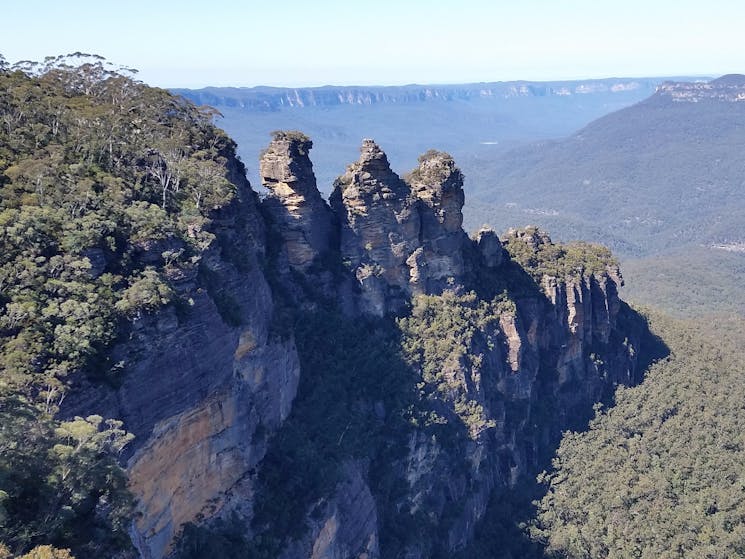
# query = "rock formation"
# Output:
<box><xmin>61</xmin><ymin>132</ymin><xmax>658</xmax><ymax>559</ymax></box>
<box><xmin>406</xmin><ymin>150</ymin><xmax>469</xmax><ymax>293</ymax></box>
<box><xmin>260</xmin><ymin>131</ymin><xmax>336</xmax><ymax>271</ymax></box>
<box><xmin>328</xmin><ymin>142</ymin><xmax>474</xmax><ymax>314</ymax></box>
<box><xmin>251</xmin><ymin>138</ymin><xmax>655</xmax><ymax>558</ymax></box>
<box><xmin>330</xmin><ymin>139</ymin><xmax>421</xmax><ymax>315</ymax></box>
<box><xmin>474</xmin><ymin>227</ymin><xmax>504</xmax><ymax>268</ymax></box>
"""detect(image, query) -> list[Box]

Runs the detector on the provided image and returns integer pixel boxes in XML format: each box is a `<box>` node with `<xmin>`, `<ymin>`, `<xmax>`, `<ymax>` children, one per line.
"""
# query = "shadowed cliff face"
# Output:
<box><xmin>61</xmin><ymin>153</ymin><xmax>302</xmax><ymax>559</ymax></box>
<box><xmin>63</xmin><ymin>132</ymin><xmax>659</xmax><ymax>559</ymax></box>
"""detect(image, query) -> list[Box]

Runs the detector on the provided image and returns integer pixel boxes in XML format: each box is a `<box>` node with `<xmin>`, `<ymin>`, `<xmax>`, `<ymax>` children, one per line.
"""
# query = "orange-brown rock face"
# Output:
<box><xmin>126</xmin><ymin>334</ymin><xmax>300</xmax><ymax>559</ymax></box>
<box><xmin>330</xmin><ymin>139</ymin><xmax>421</xmax><ymax>315</ymax></box>
<box><xmin>260</xmin><ymin>131</ymin><xmax>336</xmax><ymax>271</ymax></box>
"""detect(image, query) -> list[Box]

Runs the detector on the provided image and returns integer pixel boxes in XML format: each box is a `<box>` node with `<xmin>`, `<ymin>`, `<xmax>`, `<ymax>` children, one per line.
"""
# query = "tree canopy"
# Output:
<box><xmin>533</xmin><ymin>311</ymin><xmax>745</xmax><ymax>558</ymax></box>
<box><xmin>0</xmin><ymin>53</ymin><xmax>241</xmax><ymax>557</ymax></box>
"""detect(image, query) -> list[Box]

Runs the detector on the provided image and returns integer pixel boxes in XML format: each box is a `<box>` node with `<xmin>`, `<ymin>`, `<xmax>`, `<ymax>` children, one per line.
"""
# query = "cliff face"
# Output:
<box><xmin>244</xmin><ymin>140</ymin><xmax>655</xmax><ymax>558</ymax></box>
<box><xmin>656</xmin><ymin>75</ymin><xmax>745</xmax><ymax>103</ymax></box>
<box><xmin>174</xmin><ymin>78</ymin><xmax>667</xmax><ymax>111</ymax></box>
<box><xmin>61</xmin><ymin>133</ymin><xmax>656</xmax><ymax>559</ymax></box>
<box><xmin>260</xmin><ymin>131</ymin><xmax>336</xmax><ymax>272</ymax></box>
<box><xmin>62</xmin><ymin>155</ymin><xmax>301</xmax><ymax>559</ymax></box>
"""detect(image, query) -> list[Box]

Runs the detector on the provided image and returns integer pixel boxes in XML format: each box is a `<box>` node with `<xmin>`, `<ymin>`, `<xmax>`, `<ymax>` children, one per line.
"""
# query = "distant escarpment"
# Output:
<box><xmin>655</xmin><ymin>74</ymin><xmax>745</xmax><ymax>103</ymax></box>
<box><xmin>0</xmin><ymin>59</ymin><xmax>662</xmax><ymax>559</ymax></box>
<box><xmin>191</xmin><ymin>133</ymin><xmax>662</xmax><ymax>559</ymax></box>
<box><xmin>174</xmin><ymin>78</ymin><xmax>668</xmax><ymax>111</ymax></box>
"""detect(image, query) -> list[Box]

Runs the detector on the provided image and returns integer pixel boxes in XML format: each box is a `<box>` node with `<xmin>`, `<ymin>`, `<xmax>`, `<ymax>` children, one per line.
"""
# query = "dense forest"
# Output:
<box><xmin>0</xmin><ymin>54</ymin><xmax>240</xmax><ymax>558</ymax></box>
<box><xmin>2</xmin><ymin>55</ymin><xmax>745</xmax><ymax>559</ymax></box>
<box><xmin>534</xmin><ymin>311</ymin><xmax>745</xmax><ymax>558</ymax></box>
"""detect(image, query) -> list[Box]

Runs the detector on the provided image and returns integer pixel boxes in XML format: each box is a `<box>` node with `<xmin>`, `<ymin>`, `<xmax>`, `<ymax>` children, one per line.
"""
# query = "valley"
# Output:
<box><xmin>175</xmin><ymin>77</ymin><xmax>687</xmax><ymax>193</ymax></box>
<box><xmin>1</xmin><ymin>54</ymin><xmax>744</xmax><ymax>559</ymax></box>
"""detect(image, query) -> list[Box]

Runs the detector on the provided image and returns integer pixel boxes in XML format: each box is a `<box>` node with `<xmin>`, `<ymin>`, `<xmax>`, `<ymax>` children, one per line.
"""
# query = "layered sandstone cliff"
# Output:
<box><xmin>62</xmin><ymin>152</ymin><xmax>301</xmax><ymax>559</ymax></box>
<box><xmin>64</xmin><ymin>132</ymin><xmax>657</xmax><ymax>559</ymax></box>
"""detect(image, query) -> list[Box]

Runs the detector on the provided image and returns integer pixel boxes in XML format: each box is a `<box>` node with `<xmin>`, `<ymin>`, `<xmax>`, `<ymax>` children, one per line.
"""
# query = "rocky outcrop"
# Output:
<box><xmin>260</xmin><ymin>131</ymin><xmax>336</xmax><ymax>271</ymax></box>
<box><xmin>255</xmin><ymin>140</ymin><xmax>646</xmax><ymax>557</ymax></box>
<box><xmin>62</xmin><ymin>153</ymin><xmax>301</xmax><ymax>559</ymax></box>
<box><xmin>474</xmin><ymin>227</ymin><xmax>505</xmax><ymax>268</ymax></box>
<box><xmin>657</xmin><ymin>75</ymin><xmax>745</xmax><ymax>103</ymax></box>
<box><xmin>379</xmin><ymin>244</ymin><xmax>645</xmax><ymax>557</ymax></box>
<box><xmin>330</xmin><ymin>139</ymin><xmax>421</xmax><ymax>315</ymax></box>
<box><xmin>328</xmin><ymin>141</ymin><xmax>477</xmax><ymax>315</ymax></box>
<box><xmin>407</xmin><ymin>150</ymin><xmax>469</xmax><ymax>294</ymax></box>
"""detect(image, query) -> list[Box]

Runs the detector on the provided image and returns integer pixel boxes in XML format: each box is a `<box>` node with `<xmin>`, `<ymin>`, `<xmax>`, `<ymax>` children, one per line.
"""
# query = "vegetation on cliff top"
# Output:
<box><xmin>533</xmin><ymin>311</ymin><xmax>745</xmax><ymax>558</ymax></box>
<box><xmin>0</xmin><ymin>53</ymin><xmax>241</xmax><ymax>557</ymax></box>
<box><xmin>502</xmin><ymin>226</ymin><xmax>618</xmax><ymax>282</ymax></box>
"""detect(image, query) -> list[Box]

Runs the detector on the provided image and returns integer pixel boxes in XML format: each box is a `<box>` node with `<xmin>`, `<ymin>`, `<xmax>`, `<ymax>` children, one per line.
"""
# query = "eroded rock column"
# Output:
<box><xmin>330</xmin><ymin>139</ymin><xmax>420</xmax><ymax>315</ymax></box>
<box><xmin>260</xmin><ymin>131</ymin><xmax>336</xmax><ymax>270</ymax></box>
<box><xmin>407</xmin><ymin>150</ymin><xmax>470</xmax><ymax>293</ymax></box>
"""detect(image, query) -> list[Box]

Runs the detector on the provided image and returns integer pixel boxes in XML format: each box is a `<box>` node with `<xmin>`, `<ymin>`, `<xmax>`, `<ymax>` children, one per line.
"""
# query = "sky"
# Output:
<box><xmin>2</xmin><ymin>0</ymin><xmax>743</xmax><ymax>88</ymax></box>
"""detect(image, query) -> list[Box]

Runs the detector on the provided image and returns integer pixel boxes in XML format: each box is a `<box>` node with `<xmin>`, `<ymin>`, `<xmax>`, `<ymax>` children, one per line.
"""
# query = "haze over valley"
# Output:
<box><xmin>3</xmin><ymin>1</ymin><xmax>745</xmax><ymax>558</ymax></box>
<box><xmin>175</xmin><ymin>77</ymin><xmax>694</xmax><ymax>194</ymax></box>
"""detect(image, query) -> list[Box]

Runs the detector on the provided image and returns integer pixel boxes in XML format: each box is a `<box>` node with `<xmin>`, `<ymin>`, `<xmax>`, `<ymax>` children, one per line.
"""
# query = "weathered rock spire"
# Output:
<box><xmin>260</xmin><ymin>130</ymin><xmax>335</xmax><ymax>270</ymax></box>
<box><xmin>330</xmin><ymin>139</ymin><xmax>420</xmax><ymax>315</ymax></box>
<box><xmin>406</xmin><ymin>150</ymin><xmax>469</xmax><ymax>293</ymax></box>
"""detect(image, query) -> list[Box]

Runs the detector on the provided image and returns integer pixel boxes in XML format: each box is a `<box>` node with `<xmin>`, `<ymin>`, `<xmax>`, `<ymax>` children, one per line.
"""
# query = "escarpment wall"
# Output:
<box><xmin>62</xmin><ymin>154</ymin><xmax>301</xmax><ymax>559</ymax></box>
<box><xmin>64</xmin><ymin>132</ymin><xmax>658</xmax><ymax>559</ymax></box>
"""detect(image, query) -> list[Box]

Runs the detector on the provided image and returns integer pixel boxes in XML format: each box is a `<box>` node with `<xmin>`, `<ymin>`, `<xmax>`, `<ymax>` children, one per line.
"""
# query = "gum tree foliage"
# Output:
<box><xmin>533</xmin><ymin>312</ymin><xmax>745</xmax><ymax>559</ymax></box>
<box><xmin>0</xmin><ymin>53</ymin><xmax>238</xmax><ymax>557</ymax></box>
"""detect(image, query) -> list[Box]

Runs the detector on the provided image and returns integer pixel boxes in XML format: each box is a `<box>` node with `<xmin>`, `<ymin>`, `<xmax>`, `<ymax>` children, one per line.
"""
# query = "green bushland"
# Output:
<box><xmin>502</xmin><ymin>226</ymin><xmax>617</xmax><ymax>282</ymax></box>
<box><xmin>533</xmin><ymin>310</ymin><xmax>745</xmax><ymax>558</ymax></box>
<box><xmin>0</xmin><ymin>53</ymin><xmax>241</xmax><ymax>557</ymax></box>
<box><xmin>621</xmin><ymin>246</ymin><xmax>745</xmax><ymax>318</ymax></box>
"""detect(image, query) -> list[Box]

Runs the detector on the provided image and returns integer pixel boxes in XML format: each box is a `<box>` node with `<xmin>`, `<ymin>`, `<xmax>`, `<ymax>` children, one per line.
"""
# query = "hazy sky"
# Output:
<box><xmin>2</xmin><ymin>0</ymin><xmax>742</xmax><ymax>88</ymax></box>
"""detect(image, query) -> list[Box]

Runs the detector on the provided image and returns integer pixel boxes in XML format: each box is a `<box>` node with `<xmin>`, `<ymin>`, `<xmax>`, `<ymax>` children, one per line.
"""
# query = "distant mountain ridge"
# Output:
<box><xmin>174</xmin><ymin>77</ymin><xmax>697</xmax><ymax>111</ymax></box>
<box><xmin>463</xmin><ymin>75</ymin><xmax>745</xmax><ymax>257</ymax></box>
<box><xmin>173</xmin><ymin>76</ymin><xmax>703</xmax><ymax>193</ymax></box>
<box><xmin>655</xmin><ymin>74</ymin><xmax>745</xmax><ymax>103</ymax></box>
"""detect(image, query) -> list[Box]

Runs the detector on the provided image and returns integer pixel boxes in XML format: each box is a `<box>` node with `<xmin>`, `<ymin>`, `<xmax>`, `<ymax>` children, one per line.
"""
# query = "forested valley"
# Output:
<box><xmin>1</xmin><ymin>55</ymin><xmax>744</xmax><ymax>559</ymax></box>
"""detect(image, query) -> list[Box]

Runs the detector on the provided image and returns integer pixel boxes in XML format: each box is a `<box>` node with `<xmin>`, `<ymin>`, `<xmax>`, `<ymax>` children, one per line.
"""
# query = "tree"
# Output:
<box><xmin>19</xmin><ymin>545</ymin><xmax>76</xmax><ymax>559</ymax></box>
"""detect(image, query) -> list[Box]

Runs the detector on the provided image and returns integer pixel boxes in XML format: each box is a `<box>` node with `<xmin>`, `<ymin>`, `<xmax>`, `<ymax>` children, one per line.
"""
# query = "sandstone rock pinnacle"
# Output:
<box><xmin>260</xmin><ymin>131</ymin><xmax>335</xmax><ymax>270</ymax></box>
<box><xmin>406</xmin><ymin>150</ymin><xmax>469</xmax><ymax>292</ymax></box>
<box><xmin>330</xmin><ymin>139</ymin><xmax>420</xmax><ymax>315</ymax></box>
